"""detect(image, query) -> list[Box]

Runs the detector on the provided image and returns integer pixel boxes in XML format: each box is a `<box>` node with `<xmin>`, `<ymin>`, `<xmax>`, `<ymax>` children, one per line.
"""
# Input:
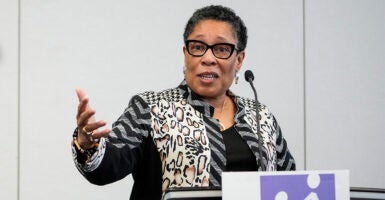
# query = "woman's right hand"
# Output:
<box><xmin>76</xmin><ymin>88</ymin><xmax>111</xmax><ymax>149</ymax></box>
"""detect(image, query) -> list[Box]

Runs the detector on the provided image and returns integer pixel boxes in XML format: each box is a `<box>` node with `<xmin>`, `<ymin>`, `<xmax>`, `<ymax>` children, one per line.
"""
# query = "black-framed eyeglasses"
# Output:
<box><xmin>185</xmin><ymin>40</ymin><xmax>239</xmax><ymax>59</ymax></box>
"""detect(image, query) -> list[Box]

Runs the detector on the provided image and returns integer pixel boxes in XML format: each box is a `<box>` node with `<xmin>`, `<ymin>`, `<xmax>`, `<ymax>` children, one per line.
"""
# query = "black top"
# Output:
<box><xmin>222</xmin><ymin>126</ymin><xmax>259</xmax><ymax>171</ymax></box>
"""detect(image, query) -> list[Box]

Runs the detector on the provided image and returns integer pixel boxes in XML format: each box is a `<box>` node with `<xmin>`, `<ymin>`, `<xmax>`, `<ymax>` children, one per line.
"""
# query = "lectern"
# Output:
<box><xmin>162</xmin><ymin>186</ymin><xmax>385</xmax><ymax>200</ymax></box>
<box><xmin>163</xmin><ymin>170</ymin><xmax>354</xmax><ymax>200</ymax></box>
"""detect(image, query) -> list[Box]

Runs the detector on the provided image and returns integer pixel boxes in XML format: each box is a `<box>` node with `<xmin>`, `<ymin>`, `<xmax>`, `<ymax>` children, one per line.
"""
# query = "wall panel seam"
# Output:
<box><xmin>302</xmin><ymin>0</ymin><xmax>307</xmax><ymax>170</ymax></box>
<box><xmin>17</xmin><ymin>0</ymin><xmax>21</xmax><ymax>199</ymax></box>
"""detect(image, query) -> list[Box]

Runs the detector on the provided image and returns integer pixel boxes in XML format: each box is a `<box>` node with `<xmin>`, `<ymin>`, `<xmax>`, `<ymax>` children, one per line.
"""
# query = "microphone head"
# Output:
<box><xmin>244</xmin><ymin>70</ymin><xmax>254</xmax><ymax>82</ymax></box>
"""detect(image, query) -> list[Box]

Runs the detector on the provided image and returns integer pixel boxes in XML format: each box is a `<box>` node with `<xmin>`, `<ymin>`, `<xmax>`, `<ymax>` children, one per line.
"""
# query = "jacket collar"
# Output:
<box><xmin>178</xmin><ymin>80</ymin><xmax>248</xmax><ymax>122</ymax></box>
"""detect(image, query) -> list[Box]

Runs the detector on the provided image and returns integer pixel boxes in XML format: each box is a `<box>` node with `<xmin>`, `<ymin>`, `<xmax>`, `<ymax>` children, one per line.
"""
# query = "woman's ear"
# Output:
<box><xmin>236</xmin><ymin>51</ymin><xmax>245</xmax><ymax>71</ymax></box>
<box><xmin>183</xmin><ymin>46</ymin><xmax>187</xmax><ymax>55</ymax></box>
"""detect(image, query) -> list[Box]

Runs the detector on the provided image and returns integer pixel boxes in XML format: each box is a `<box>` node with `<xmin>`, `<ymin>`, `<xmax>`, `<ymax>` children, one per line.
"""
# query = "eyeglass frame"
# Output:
<box><xmin>184</xmin><ymin>40</ymin><xmax>240</xmax><ymax>59</ymax></box>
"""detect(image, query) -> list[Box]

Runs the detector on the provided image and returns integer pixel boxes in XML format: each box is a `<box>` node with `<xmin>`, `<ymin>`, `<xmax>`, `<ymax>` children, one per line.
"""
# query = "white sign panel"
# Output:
<box><xmin>222</xmin><ymin>170</ymin><xmax>349</xmax><ymax>200</ymax></box>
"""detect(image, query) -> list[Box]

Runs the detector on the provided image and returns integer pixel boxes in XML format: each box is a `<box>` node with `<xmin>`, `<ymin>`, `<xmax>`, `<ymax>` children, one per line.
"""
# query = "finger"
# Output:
<box><xmin>83</xmin><ymin>120</ymin><xmax>107</xmax><ymax>132</ymax></box>
<box><xmin>76</xmin><ymin>88</ymin><xmax>89</xmax><ymax>119</ymax></box>
<box><xmin>76</xmin><ymin>97</ymin><xmax>89</xmax><ymax>119</ymax></box>
<box><xmin>77</xmin><ymin>108</ymin><xmax>96</xmax><ymax>127</ymax></box>
<box><xmin>92</xmin><ymin>128</ymin><xmax>111</xmax><ymax>139</ymax></box>
<box><xmin>76</xmin><ymin>88</ymin><xmax>87</xmax><ymax>102</ymax></box>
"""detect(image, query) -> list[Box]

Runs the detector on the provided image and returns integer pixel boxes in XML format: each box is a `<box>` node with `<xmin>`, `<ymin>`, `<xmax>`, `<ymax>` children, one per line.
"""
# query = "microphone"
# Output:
<box><xmin>244</xmin><ymin>70</ymin><xmax>266</xmax><ymax>171</ymax></box>
<box><xmin>245</xmin><ymin>70</ymin><xmax>254</xmax><ymax>82</ymax></box>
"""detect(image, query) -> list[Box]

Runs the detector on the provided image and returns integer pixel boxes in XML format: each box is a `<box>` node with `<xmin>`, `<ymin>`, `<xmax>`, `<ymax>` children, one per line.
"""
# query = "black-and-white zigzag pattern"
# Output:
<box><xmin>73</xmin><ymin>80</ymin><xmax>296</xmax><ymax>195</ymax></box>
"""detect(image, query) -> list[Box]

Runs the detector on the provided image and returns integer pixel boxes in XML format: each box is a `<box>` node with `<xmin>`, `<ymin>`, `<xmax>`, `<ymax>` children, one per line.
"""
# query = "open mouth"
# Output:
<box><xmin>198</xmin><ymin>73</ymin><xmax>219</xmax><ymax>80</ymax></box>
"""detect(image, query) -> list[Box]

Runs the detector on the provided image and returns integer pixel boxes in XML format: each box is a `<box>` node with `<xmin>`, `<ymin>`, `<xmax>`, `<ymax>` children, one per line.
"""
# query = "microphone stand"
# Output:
<box><xmin>245</xmin><ymin>71</ymin><xmax>266</xmax><ymax>171</ymax></box>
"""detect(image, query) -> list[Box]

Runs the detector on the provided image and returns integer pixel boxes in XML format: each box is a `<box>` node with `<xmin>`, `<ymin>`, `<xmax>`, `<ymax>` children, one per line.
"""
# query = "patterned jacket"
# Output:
<box><xmin>72</xmin><ymin>81</ymin><xmax>296</xmax><ymax>200</ymax></box>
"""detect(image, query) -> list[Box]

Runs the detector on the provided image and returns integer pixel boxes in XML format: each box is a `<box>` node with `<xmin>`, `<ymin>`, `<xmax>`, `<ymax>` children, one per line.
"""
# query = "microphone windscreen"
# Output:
<box><xmin>244</xmin><ymin>70</ymin><xmax>254</xmax><ymax>82</ymax></box>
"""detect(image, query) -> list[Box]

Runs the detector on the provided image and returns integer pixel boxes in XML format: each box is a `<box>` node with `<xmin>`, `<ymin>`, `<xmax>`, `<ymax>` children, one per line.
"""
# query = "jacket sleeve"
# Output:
<box><xmin>72</xmin><ymin>95</ymin><xmax>152</xmax><ymax>185</ymax></box>
<box><xmin>273</xmin><ymin>115</ymin><xmax>296</xmax><ymax>171</ymax></box>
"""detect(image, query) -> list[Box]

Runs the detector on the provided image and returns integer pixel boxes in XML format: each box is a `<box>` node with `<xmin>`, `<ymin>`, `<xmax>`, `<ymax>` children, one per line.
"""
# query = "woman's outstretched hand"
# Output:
<box><xmin>76</xmin><ymin>88</ymin><xmax>111</xmax><ymax>149</ymax></box>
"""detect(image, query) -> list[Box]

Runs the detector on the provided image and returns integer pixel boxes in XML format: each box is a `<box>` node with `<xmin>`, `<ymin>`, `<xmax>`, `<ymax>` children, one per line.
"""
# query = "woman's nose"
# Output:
<box><xmin>201</xmin><ymin>48</ymin><xmax>217</xmax><ymax>66</ymax></box>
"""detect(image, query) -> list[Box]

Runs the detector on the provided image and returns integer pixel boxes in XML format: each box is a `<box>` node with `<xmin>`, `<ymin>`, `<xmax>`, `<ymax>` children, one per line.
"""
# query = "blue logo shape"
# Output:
<box><xmin>260</xmin><ymin>173</ymin><xmax>335</xmax><ymax>200</ymax></box>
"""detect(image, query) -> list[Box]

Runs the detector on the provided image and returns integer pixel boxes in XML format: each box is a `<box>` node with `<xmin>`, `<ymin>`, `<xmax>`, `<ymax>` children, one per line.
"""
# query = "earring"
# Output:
<box><xmin>183</xmin><ymin>66</ymin><xmax>186</xmax><ymax>74</ymax></box>
<box><xmin>235</xmin><ymin>71</ymin><xmax>239</xmax><ymax>84</ymax></box>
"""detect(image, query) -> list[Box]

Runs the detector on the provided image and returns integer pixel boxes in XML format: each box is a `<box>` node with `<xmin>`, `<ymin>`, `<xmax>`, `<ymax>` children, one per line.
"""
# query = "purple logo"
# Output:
<box><xmin>260</xmin><ymin>173</ymin><xmax>335</xmax><ymax>200</ymax></box>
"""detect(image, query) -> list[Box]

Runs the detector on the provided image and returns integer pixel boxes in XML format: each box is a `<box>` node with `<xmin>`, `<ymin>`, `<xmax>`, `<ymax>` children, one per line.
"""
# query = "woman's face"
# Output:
<box><xmin>184</xmin><ymin>19</ymin><xmax>245</xmax><ymax>100</ymax></box>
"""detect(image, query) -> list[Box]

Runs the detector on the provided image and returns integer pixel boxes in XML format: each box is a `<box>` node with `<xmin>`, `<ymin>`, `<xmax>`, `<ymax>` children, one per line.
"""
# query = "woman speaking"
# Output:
<box><xmin>72</xmin><ymin>5</ymin><xmax>296</xmax><ymax>200</ymax></box>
